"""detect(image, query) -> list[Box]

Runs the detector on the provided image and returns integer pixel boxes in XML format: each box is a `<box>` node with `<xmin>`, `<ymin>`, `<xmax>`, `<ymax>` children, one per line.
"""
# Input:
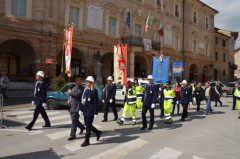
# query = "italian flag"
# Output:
<box><xmin>158</xmin><ymin>22</ymin><xmax>164</xmax><ymax>37</ymax></box>
<box><xmin>144</xmin><ymin>12</ymin><xmax>150</xmax><ymax>32</ymax></box>
<box><xmin>159</xmin><ymin>55</ymin><xmax>163</xmax><ymax>62</ymax></box>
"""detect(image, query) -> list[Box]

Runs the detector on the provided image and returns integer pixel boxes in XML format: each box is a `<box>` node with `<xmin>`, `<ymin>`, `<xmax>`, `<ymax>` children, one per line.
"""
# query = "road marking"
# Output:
<box><xmin>34</xmin><ymin>121</ymin><xmax>72</xmax><ymax>129</ymax></box>
<box><xmin>64</xmin><ymin>131</ymin><xmax>121</xmax><ymax>152</ymax></box>
<box><xmin>87</xmin><ymin>138</ymin><xmax>148</xmax><ymax>159</ymax></box>
<box><xmin>46</xmin><ymin>130</ymin><xmax>71</xmax><ymax>140</ymax></box>
<box><xmin>193</xmin><ymin>156</ymin><xmax>204</xmax><ymax>159</ymax></box>
<box><xmin>148</xmin><ymin>147</ymin><xmax>183</xmax><ymax>159</ymax></box>
<box><xmin>24</xmin><ymin>115</ymin><xmax>70</xmax><ymax>124</ymax></box>
<box><xmin>17</xmin><ymin>112</ymin><xmax>60</xmax><ymax>119</ymax></box>
<box><xmin>0</xmin><ymin>128</ymin><xmax>43</xmax><ymax>135</ymax></box>
<box><xmin>10</xmin><ymin>111</ymin><xmax>34</xmax><ymax>115</ymax></box>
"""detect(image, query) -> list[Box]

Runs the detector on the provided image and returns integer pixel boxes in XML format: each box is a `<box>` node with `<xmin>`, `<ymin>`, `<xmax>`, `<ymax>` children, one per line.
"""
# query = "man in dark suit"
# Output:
<box><xmin>214</xmin><ymin>82</ymin><xmax>222</xmax><ymax>107</ymax></box>
<box><xmin>67</xmin><ymin>77</ymin><xmax>86</xmax><ymax>141</ymax></box>
<box><xmin>25</xmin><ymin>71</ymin><xmax>51</xmax><ymax>131</ymax></box>
<box><xmin>141</xmin><ymin>75</ymin><xmax>158</xmax><ymax>130</ymax></box>
<box><xmin>178</xmin><ymin>80</ymin><xmax>192</xmax><ymax>121</ymax></box>
<box><xmin>102</xmin><ymin>76</ymin><xmax>118</xmax><ymax>122</ymax></box>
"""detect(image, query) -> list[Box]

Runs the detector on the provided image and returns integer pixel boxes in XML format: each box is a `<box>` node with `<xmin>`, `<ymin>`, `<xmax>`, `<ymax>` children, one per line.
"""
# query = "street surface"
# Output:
<box><xmin>0</xmin><ymin>96</ymin><xmax>239</xmax><ymax>159</ymax></box>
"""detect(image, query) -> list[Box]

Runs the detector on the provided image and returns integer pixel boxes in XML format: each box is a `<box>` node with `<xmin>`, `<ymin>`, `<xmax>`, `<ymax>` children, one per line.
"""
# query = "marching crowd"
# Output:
<box><xmin>25</xmin><ymin>71</ymin><xmax>240</xmax><ymax>147</ymax></box>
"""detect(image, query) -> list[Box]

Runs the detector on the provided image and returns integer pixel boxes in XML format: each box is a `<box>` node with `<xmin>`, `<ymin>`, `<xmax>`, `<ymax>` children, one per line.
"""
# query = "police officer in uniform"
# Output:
<box><xmin>102</xmin><ymin>76</ymin><xmax>118</xmax><ymax>122</ymax></box>
<box><xmin>178</xmin><ymin>80</ymin><xmax>192</xmax><ymax>121</ymax></box>
<box><xmin>25</xmin><ymin>71</ymin><xmax>51</xmax><ymax>131</ymax></box>
<box><xmin>141</xmin><ymin>75</ymin><xmax>158</xmax><ymax>130</ymax></box>
<box><xmin>67</xmin><ymin>77</ymin><xmax>86</xmax><ymax>141</ymax></box>
<box><xmin>80</xmin><ymin>76</ymin><xmax>102</xmax><ymax>147</ymax></box>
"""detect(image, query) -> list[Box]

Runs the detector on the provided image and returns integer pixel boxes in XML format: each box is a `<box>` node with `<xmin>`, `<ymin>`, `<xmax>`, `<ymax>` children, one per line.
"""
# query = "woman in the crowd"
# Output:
<box><xmin>172</xmin><ymin>82</ymin><xmax>180</xmax><ymax>115</ymax></box>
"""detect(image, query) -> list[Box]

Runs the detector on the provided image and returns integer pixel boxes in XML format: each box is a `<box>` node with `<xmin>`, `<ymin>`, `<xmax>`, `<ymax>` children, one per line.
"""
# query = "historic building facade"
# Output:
<box><xmin>234</xmin><ymin>48</ymin><xmax>240</xmax><ymax>79</ymax></box>
<box><xmin>0</xmin><ymin>0</ymin><xmax>237</xmax><ymax>83</ymax></box>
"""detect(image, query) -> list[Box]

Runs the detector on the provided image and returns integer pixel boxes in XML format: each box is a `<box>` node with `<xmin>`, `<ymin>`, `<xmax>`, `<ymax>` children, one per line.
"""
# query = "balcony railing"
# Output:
<box><xmin>121</xmin><ymin>36</ymin><xmax>161</xmax><ymax>50</ymax></box>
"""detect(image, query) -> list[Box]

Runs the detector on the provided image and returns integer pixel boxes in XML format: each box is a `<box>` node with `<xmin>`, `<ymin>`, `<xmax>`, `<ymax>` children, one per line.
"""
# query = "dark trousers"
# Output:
<box><xmin>1</xmin><ymin>88</ymin><xmax>8</xmax><ymax>99</ymax></box>
<box><xmin>159</xmin><ymin>102</ymin><xmax>164</xmax><ymax>117</ymax></box>
<box><xmin>215</xmin><ymin>96</ymin><xmax>222</xmax><ymax>106</ymax></box>
<box><xmin>233</xmin><ymin>97</ymin><xmax>236</xmax><ymax>109</ymax></box>
<box><xmin>28</xmin><ymin>105</ymin><xmax>50</xmax><ymax>128</ymax></box>
<box><xmin>142</xmin><ymin>106</ymin><xmax>154</xmax><ymax>128</ymax></box>
<box><xmin>196</xmin><ymin>98</ymin><xmax>202</xmax><ymax>111</ymax></box>
<box><xmin>84</xmin><ymin>115</ymin><xmax>100</xmax><ymax>141</ymax></box>
<box><xmin>181</xmin><ymin>104</ymin><xmax>188</xmax><ymax>121</ymax></box>
<box><xmin>70</xmin><ymin>112</ymin><xmax>85</xmax><ymax>137</ymax></box>
<box><xmin>103</xmin><ymin>102</ymin><xmax>118</xmax><ymax>120</ymax></box>
<box><xmin>172</xmin><ymin>97</ymin><xmax>180</xmax><ymax>114</ymax></box>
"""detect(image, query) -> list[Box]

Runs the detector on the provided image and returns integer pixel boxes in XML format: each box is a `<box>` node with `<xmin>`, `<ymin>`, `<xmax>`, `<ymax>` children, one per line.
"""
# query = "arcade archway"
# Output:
<box><xmin>135</xmin><ymin>55</ymin><xmax>147</xmax><ymax>78</ymax></box>
<box><xmin>189</xmin><ymin>64</ymin><xmax>198</xmax><ymax>82</ymax></box>
<box><xmin>0</xmin><ymin>39</ymin><xmax>36</xmax><ymax>81</ymax></box>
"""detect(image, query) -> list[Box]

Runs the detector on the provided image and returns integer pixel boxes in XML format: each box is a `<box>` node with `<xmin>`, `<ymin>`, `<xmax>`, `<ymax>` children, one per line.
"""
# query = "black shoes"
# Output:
<box><xmin>117</xmin><ymin>120</ymin><xmax>124</xmax><ymax>125</ymax></box>
<box><xmin>96</xmin><ymin>131</ymin><xmax>102</xmax><ymax>141</ymax></box>
<box><xmin>113</xmin><ymin>117</ymin><xmax>118</xmax><ymax>121</ymax></box>
<box><xmin>68</xmin><ymin>136</ymin><xmax>76</xmax><ymax>141</ymax></box>
<box><xmin>140</xmin><ymin>127</ymin><xmax>147</xmax><ymax>130</ymax></box>
<box><xmin>42</xmin><ymin>124</ymin><xmax>51</xmax><ymax>128</ymax></box>
<box><xmin>148</xmin><ymin>127</ymin><xmax>153</xmax><ymax>130</ymax></box>
<box><xmin>101</xmin><ymin>119</ymin><xmax>107</xmax><ymax>122</ymax></box>
<box><xmin>132</xmin><ymin>121</ymin><xmax>136</xmax><ymax>125</ymax></box>
<box><xmin>81</xmin><ymin>140</ymin><xmax>90</xmax><ymax>147</ymax></box>
<box><xmin>79</xmin><ymin>128</ymin><xmax>86</xmax><ymax>134</ymax></box>
<box><xmin>25</xmin><ymin>126</ymin><xmax>32</xmax><ymax>131</ymax></box>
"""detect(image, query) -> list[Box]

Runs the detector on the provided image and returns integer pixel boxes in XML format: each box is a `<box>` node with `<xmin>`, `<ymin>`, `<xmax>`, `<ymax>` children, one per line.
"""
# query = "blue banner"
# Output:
<box><xmin>172</xmin><ymin>60</ymin><xmax>183</xmax><ymax>76</ymax></box>
<box><xmin>153</xmin><ymin>56</ymin><xmax>169</xmax><ymax>84</ymax></box>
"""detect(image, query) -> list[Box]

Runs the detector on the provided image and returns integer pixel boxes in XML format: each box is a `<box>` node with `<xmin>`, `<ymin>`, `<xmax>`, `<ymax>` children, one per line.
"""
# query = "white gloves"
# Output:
<box><xmin>102</xmin><ymin>100</ymin><xmax>104</xmax><ymax>103</ymax></box>
<box><xmin>32</xmin><ymin>101</ymin><xmax>35</xmax><ymax>105</ymax></box>
<box><xmin>176</xmin><ymin>101</ymin><xmax>179</xmax><ymax>104</ymax></box>
<box><xmin>189</xmin><ymin>102</ymin><xmax>193</xmax><ymax>105</ymax></box>
<box><xmin>79</xmin><ymin>111</ymin><xmax>82</xmax><ymax>116</ymax></box>
<box><xmin>109</xmin><ymin>99</ymin><xmax>113</xmax><ymax>103</ymax></box>
<box><xmin>42</xmin><ymin>103</ymin><xmax>46</xmax><ymax>107</ymax></box>
<box><xmin>141</xmin><ymin>103</ymin><xmax>143</xmax><ymax>107</ymax></box>
<box><xmin>94</xmin><ymin>115</ymin><xmax>98</xmax><ymax>119</ymax></box>
<box><xmin>151</xmin><ymin>104</ymin><xmax>156</xmax><ymax>109</ymax></box>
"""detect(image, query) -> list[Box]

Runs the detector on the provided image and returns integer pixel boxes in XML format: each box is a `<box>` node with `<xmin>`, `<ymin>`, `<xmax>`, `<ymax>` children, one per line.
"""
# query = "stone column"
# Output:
<box><xmin>130</xmin><ymin>52</ymin><xmax>135</xmax><ymax>77</ymax></box>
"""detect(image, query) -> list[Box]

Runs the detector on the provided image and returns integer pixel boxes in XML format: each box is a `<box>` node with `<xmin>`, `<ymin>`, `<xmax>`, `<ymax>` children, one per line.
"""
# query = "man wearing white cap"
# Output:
<box><xmin>178</xmin><ymin>80</ymin><xmax>192</xmax><ymax>121</ymax></box>
<box><xmin>25</xmin><ymin>71</ymin><xmax>51</xmax><ymax>131</ymax></box>
<box><xmin>141</xmin><ymin>75</ymin><xmax>158</xmax><ymax>130</ymax></box>
<box><xmin>102</xmin><ymin>76</ymin><xmax>118</xmax><ymax>122</ymax></box>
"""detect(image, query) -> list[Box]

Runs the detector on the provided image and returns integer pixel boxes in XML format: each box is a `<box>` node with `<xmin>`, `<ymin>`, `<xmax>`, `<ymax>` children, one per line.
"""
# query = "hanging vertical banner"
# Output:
<box><xmin>172</xmin><ymin>60</ymin><xmax>183</xmax><ymax>76</ymax></box>
<box><xmin>121</xmin><ymin>44</ymin><xmax>127</xmax><ymax>85</ymax></box>
<box><xmin>153</xmin><ymin>56</ymin><xmax>169</xmax><ymax>84</ymax></box>
<box><xmin>113</xmin><ymin>44</ymin><xmax>127</xmax><ymax>85</ymax></box>
<box><xmin>65</xmin><ymin>25</ymin><xmax>73</xmax><ymax>77</ymax></box>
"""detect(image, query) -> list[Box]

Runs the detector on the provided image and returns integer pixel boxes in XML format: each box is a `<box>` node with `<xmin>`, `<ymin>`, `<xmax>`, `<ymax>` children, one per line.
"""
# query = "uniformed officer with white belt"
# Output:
<box><xmin>25</xmin><ymin>71</ymin><xmax>51</xmax><ymax>131</ymax></box>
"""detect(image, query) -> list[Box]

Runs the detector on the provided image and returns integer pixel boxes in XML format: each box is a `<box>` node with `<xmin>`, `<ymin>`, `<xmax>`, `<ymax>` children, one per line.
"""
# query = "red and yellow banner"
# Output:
<box><xmin>64</xmin><ymin>25</ymin><xmax>73</xmax><ymax>77</ymax></box>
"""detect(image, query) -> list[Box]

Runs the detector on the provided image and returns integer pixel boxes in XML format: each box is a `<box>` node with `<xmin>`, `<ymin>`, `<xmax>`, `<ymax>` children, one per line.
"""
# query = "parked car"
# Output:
<box><xmin>208</xmin><ymin>81</ymin><xmax>234</xmax><ymax>97</ymax></box>
<box><xmin>46</xmin><ymin>82</ymin><xmax>103</xmax><ymax>110</ymax></box>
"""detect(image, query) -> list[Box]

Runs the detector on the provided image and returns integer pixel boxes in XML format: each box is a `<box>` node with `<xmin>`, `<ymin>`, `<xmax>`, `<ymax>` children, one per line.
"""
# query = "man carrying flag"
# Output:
<box><xmin>144</xmin><ymin>12</ymin><xmax>150</xmax><ymax>32</ymax></box>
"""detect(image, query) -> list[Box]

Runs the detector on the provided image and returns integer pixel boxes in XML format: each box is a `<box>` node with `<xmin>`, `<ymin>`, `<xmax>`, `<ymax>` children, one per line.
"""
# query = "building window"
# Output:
<box><xmin>175</xmin><ymin>4</ymin><xmax>179</xmax><ymax>18</ymax></box>
<box><xmin>156</xmin><ymin>0</ymin><xmax>161</xmax><ymax>10</ymax></box>
<box><xmin>135</xmin><ymin>24</ymin><xmax>142</xmax><ymax>37</ymax></box>
<box><xmin>205</xmin><ymin>44</ymin><xmax>208</xmax><ymax>56</ymax></box>
<box><xmin>193</xmin><ymin>11</ymin><xmax>197</xmax><ymax>24</ymax></box>
<box><xmin>175</xmin><ymin>36</ymin><xmax>179</xmax><ymax>50</ymax></box>
<box><xmin>11</xmin><ymin>0</ymin><xmax>27</xmax><ymax>17</ymax></box>
<box><xmin>206</xmin><ymin>17</ymin><xmax>209</xmax><ymax>29</ymax></box>
<box><xmin>222</xmin><ymin>39</ymin><xmax>226</xmax><ymax>47</ymax></box>
<box><xmin>69</xmin><ymin>7</ymin><xmax>79</xmax><ymax>29</ymax></box>
<box><xmin>193</xmin><ymin>40</ymin><xmax>197</xmax><ymax>53</ymax></box>
<box><xmin>109</xmin><ymin>17</ymin><xmax>117</xmax><ymax>36</ymax></box>
<box><xmin>215</xmin><ymin>37</ymin><xmax>218</xmax><ymax>45</ymax></box>
<box><xmin>223</xmin><ymin>54</ymin><xmax>226</xmax><ymax>62</ymax></box>
<box><xmin>215</xmin><ymin>52</ymin><xmax>218</xmax><ymax>60</ymax></box>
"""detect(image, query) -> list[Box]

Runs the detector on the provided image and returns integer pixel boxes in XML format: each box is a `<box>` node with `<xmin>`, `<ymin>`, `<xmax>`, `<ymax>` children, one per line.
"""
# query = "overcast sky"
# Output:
<box><xmin>201</xmin><ymin>0</ymin><xmax>240</xmax><ymax>49</ymax></box>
